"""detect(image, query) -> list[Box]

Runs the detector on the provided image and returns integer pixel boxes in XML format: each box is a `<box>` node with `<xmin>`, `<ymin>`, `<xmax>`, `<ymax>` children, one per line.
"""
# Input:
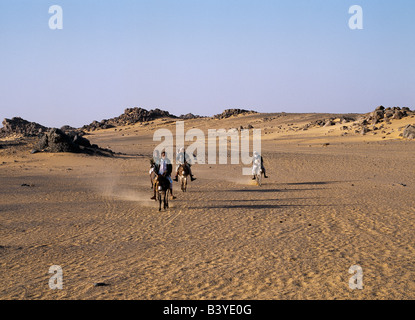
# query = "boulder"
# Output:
<box><xmin>360</xmin><ymin>126</ymin><xmax>369</xmax><ymax>135</ymax></box>
<box><xmin>324</xmin><ymin>120</ymin><xmax>335</xmax><ymax>127</ymax></box>
<box><xmin>341</xmin><ymin>117</ymin><xmax>355</xmax><ymax>124</ymax></box>
<box><xmin>37</xmin><ymin>128</ymin><xmax>80</xmax><ymax>153</ymax></box>
<box><xmin>392</xmin><ymin>110</ymin><xmax>404</xmax><ymax>120</ymax></box>
<box><xmin>371</xmin><ymin>110</ymin><xmax>384</xmax><ymax>124</ymax></box>
<box><xmin>403</xmin><ymin>125</ymin><xmax>415</xmax><ymax>140</ymax></box>
<box><xmin>384</xmin><ymin>110</ymin><xmax>394</xmax><ymax>118</ymax></box>
<box><xmin>34</xmin><ymin>128</ymin><xmax>114</xmax><ymax>156</ymax></box>
<box><xmin>60</xmin><ymin>125</ymin><xmax>77</xmax><ymax>132</ymax></box>
<box><xmin>37</xmin><ymin>134</ymin><xmax>49</xmax><ymax>150</ymax></box>
<box><xmin>72</xmin><ymin>134</ymin><xmax>91</xmax><ymax>148</ymax></box>
<box><xmin>179</xmin><ymin>113</ymin><xmax>202</xmax><ymax>120</ymax></box>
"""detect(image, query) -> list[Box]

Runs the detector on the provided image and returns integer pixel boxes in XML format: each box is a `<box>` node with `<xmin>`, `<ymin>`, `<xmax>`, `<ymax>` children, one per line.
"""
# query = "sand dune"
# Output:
<box><xmin>0</xmin><ymin>112</ymin><xmax>414</xmax><ymax>299</ymax></box>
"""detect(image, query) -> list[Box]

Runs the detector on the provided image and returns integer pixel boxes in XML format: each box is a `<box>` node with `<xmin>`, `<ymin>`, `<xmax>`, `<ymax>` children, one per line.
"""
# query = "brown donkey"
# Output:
<box><xmin>177</xmin><ymin>164</ymin><xmax>190</xmax><ymax>192</ymax></box>
<box><xmin>153</xmin><ymin>175</ymin><xmax>170</xmax><ymax>211</ymax></box>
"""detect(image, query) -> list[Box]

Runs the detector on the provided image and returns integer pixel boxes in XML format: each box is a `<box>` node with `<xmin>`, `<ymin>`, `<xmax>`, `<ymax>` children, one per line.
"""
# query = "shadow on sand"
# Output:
<box><xmin>220</xmin><ymin>187</ymin><xmax>328</xmax><ymax>193</ymax></box>
<box><xmin>279</xmin><ymin>180</ymin><xmax>351</xmax><ymax>186</ymax></box>
<box><xmin>190</xmin><ymin>203</ymin><xmax>346</xmax><ymax>210</ymax></box>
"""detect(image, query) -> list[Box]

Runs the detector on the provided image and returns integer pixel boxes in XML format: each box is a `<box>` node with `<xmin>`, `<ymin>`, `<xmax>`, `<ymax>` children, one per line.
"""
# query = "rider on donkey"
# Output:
<box><xmin>252</xmin><ymin>151</ymin><xmax>269</xmax><ymax>180</ymax></box>
<box><xmin>149</xmin><ymin>150</ymin><xmax>161</xmax><ymax>188</ymax></box>
<box><xmin>173</xmin><ymin>147</ymin><xmax>196</xmax><ymax>182</ymax></box>
<box><xmin>151</xmin><ymin>151</ymin><xmax>176</xmax><ymax>200</ymax></box>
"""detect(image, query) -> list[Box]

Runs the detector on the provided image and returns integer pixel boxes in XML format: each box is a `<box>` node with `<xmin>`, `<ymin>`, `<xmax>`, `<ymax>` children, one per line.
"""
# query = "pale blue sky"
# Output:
<box><xmin>1</xmin><ymin>0</ymin><xmax>414</xmax><ymax>127</ymax></box>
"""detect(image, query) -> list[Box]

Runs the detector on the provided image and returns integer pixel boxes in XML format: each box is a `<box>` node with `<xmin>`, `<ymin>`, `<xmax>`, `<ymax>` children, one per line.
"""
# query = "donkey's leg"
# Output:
<box><xmin>159</xmin><ymin>191</ymin><xmax>162</xmax><ymax>211</ymax></box>
<box><xmin>164</xmin><ymin>190</ymin><xmax>169</xmax><ymax>209</ymax></box>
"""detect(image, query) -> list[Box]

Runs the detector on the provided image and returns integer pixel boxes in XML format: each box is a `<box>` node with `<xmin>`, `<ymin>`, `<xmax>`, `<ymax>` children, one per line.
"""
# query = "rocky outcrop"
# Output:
<box><xmin>300</xmin><ymin>106</ymin><xmax>414</xmax><ymax>134</ymax></box>
<box><xmin>35</xmin><ymin>128</ymin><xmax>114</xmax><ymax>156</ymax></box>
<box><xmin>82</xmin><ymin>107</ymin><xmax>177</xmax><ymax>131</ymax></box>
<box><xmin>213</xmin><ymin>109</ymin><xmax>257</xmax><ymax>120</ymax></box>
<box><xmin>353</xmin><ymin>106</ymin><xmax>414</xmax><ymax>136</ymax></box>
<box><xmin>302</xmin><ymin>117</ymin><xmax>357</xmax><ymax>130</ymax></box>
<box><xmin>369</xmin><ymin>106</ymin><xmax>413</xmax><ymax>124</ymax></box>
<box><xmin>178</xmin><ymin>113</ymin><xmax>202</xmax><ymax>120</ymax></box>
<box><xmin>0</xmin><ymin>117</ymin><xmax>49</xmax><ymax>137</ymax></box>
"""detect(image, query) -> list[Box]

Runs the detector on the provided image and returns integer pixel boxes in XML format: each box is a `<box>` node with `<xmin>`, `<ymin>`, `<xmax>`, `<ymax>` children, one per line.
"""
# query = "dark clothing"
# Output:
<box><xmin>259</xmin><ymin>156</ymin><xmax>267</xmax><ymax>176</ymax></box>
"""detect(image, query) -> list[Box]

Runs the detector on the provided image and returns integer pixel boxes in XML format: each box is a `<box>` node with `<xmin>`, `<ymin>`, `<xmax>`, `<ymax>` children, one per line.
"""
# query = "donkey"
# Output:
<box><xmin>252</xmin><ymin>157</ymin><xmax>263</xmax><ymax>186</ymax></box>
<box><xmin>177</xmin><ymin>164</ymin><xmax>190</xmax><ymax>192</ymax></box>
<box><xmin>149</xmin><ymin>164</ymin><xmax>156</xmax><ymax>189</ymax></box>
<box><xmin>153</xmin><ymin>174</ymin><xmax>170</xmax><ymax>211</ymax></box>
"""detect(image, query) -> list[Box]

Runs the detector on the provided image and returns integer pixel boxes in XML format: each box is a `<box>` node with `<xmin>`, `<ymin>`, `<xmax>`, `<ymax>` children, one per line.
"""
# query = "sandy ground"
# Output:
<box><xmin>0</xmin><ymin>113</ymin><xmax>414</xmax><ymax>299</ymax></box>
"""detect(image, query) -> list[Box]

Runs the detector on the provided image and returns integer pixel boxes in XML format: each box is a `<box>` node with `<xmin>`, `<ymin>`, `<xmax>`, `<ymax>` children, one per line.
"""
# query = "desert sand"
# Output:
<box><xmin>1</xmin><ymin>112</ymin><xmax>414</xmax><ymax>299</ymax></box>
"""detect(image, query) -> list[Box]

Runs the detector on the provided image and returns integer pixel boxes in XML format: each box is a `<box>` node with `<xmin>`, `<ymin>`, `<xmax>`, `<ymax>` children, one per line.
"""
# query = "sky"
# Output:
<box><xmin>0</xmin><ymin>0</ymin><xmax>414</xmax><ymax>128</ymax></box>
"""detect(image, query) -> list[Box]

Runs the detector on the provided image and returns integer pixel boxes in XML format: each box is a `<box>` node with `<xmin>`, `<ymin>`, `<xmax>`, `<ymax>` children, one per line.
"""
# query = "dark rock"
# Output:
<box><xmin>0</xmin><ymin>117</ymin><xmax>48</xmax><ymax>138</ymax></box>
<box><xmin>371</xmin><ymin>110</ymin><xmax>384</xmax><ymax>124</ymax></box>
<box><xmin>93</xmin><ymin>282</ymin><xmax>110</xmax><ymax>287</ymax></box>
<box><xmin>357</xmin><ymin>117</ymin><xmax>369</xmax><ymax>126</ymax></box>
<box><xmin>384</xmin><ymin>110</ymin><xmax>394</xmax><ymax>118</ymax></box>
<box><xmin>72</xmin><ymin>134</ymin><xmax>91</xmax><ymax>148</ymax></box>
<box><xmin>34</xmin><ymin>128</ymin><xmax>114</xmax><ymax>156</ymax></box>
<box><xmin>61</xmin><ymin>127</ymin><xmax>86</xmax><ymax>139</ymax></box>
<box><xmin>392</xmin><ymin>110</ymin><xmax>404</xmax><ymax>120</ymax></box>
<box><xmin>213</xmin><ymin>109</ymin><xmax>257</xmax><ymax>120</ymax></box>
<box><xmin>60</xmin><ymin>125</ymin><xmax>76</xmax><ymax>132</ymax></box>
<box><xmin>341</xmin><ymin>117</ymin><xmax>356</xmax><ymax>123</ymax></box>
<box><xmin>82</xmin><ymin>107</ymin><xmax>176</xmax><ymax>131</ymax></box>
<box><xmin>361</xmin><ymin>126</ymin><xmax>369</xmax><ymax>135</ymax></box>
<box><xmin>403</xmin><ymin>125</ymin><xmax>415</xmax><ymax>140</ymax></box>
<box><xmin>178</xmin><ymin>113</ymin><xmax>202</xmax><ymax>120</ymax></box>
<box><xmin>41</xmin><ymin>128</ymin><xmax>80</xmax><ymax>153</ymax></box>
<box><xmin>37</xmin><ymin>134</ymin><xmax>49</xmax><ymax>150</ymax></box>
<box><xmin>21</xmin><ymin>183</ymin><xmax>34</xmax><ymax>187</ymax></box>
